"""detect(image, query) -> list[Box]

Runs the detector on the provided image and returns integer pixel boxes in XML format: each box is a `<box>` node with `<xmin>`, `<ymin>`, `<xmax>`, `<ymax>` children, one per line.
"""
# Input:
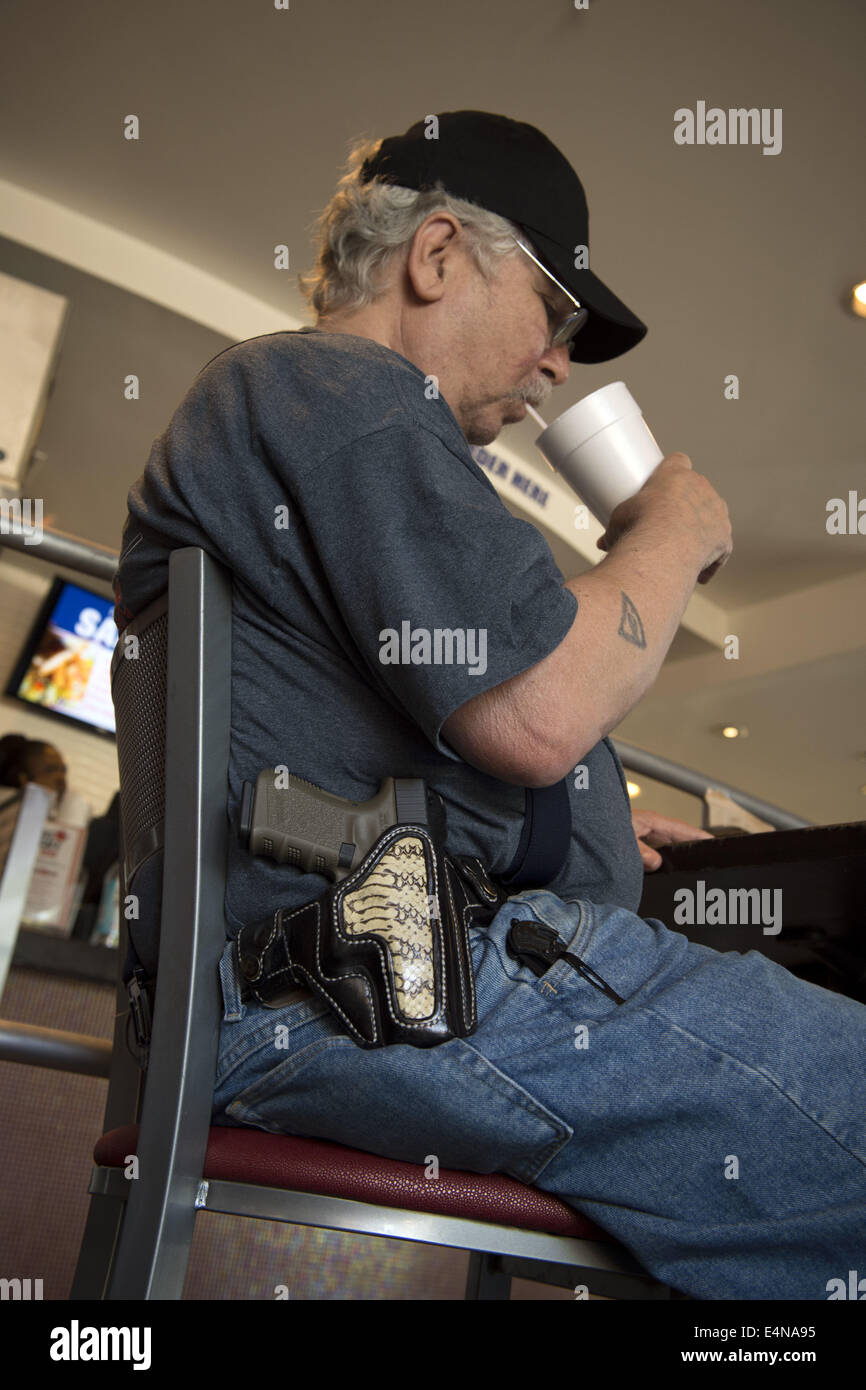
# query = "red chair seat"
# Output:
<box><xmin>95</xmin><ymin>1124</ymin><xmax>610</xmax><ymax>1241</ymax></box>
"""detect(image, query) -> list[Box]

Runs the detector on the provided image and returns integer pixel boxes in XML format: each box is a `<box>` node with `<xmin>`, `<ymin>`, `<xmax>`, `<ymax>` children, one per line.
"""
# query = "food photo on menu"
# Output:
<box><xmin>5</xmin><ymin>579</ymin><xmax>117</xmax><ymax>737</ymax></box>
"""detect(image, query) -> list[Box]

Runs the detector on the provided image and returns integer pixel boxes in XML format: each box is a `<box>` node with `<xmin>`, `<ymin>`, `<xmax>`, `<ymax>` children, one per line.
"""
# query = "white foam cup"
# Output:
<box><xmin>534</xmin><ymin>382</ymin><xmax>664</xmax><ymax>528</ymax></box>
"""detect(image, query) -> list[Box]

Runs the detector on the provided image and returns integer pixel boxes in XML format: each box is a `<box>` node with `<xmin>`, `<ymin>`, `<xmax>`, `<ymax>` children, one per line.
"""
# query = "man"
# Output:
<box><xmin>115</xmin><ymin>111</ymin><xmax>866</xmax><ymax>1300</ymax></box>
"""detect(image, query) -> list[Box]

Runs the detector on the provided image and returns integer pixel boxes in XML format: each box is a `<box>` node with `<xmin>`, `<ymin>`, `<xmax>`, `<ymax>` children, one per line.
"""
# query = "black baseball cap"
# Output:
<box><xmin>359</xmin><ymin>110</ymin><xmax>648</xmax><ymax>365</ymax></box>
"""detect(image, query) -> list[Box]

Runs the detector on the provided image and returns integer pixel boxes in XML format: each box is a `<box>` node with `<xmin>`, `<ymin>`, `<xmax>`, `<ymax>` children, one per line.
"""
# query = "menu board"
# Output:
<box><xmin>5</xmin><ymin>579</ymin><xmax>117</xmax><ymax>736</ymax></box>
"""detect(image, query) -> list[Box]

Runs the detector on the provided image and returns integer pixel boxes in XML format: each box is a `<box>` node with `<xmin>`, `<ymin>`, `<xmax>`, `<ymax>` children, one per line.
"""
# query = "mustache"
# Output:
<box><xmin>516</xmin><ymin>381</ymin><xmax>552</xmax><ymax>410</ymax></box>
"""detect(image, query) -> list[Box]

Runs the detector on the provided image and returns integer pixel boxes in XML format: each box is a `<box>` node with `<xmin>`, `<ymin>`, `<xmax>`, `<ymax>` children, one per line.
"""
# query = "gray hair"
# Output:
<box><xmin>297</xmin><ymin>136</ymin><xmax>534</xmax><ymax>318</ymax></box>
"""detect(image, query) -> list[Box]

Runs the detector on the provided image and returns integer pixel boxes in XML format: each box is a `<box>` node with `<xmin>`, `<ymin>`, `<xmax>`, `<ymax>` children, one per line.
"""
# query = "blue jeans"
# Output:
<box><xmin>211</xmin><ymin>888</ymin><xmax>866</xmax><ymax>1300</ymax></box>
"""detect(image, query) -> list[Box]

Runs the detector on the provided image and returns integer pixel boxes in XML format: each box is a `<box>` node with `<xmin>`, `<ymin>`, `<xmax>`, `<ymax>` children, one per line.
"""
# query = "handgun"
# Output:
<box><xmin>239</xmin><ymin>769</ymin><xmax>446</xmax><ymax>882</ymax></box>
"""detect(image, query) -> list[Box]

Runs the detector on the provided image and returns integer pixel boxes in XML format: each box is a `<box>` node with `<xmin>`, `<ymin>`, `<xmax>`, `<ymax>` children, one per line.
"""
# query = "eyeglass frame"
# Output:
<box><xmin>513</xmin><ymin>237</ymin><xmax>589</xmax><ymax>348</ymax></box>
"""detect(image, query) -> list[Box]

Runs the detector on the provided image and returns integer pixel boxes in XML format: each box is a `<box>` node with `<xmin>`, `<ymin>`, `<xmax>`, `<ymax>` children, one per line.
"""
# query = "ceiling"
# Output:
<box><xmin>1</xmin><ymin>0</ymin><xmax>864</xmax><ymax>826</ymax></box>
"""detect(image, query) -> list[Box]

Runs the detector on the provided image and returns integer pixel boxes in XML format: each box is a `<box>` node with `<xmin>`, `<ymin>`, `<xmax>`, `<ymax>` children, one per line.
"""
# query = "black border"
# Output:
<box><xmin>3</xmin><ymin>575</ymin><xmax>116</xmax><ymax>742</ymax></box>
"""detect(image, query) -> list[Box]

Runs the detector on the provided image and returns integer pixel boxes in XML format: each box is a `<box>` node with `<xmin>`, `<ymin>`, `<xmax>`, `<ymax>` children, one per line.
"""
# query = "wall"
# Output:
<box><xmin>0</xmin><ymin>233</ymin><xmax>235</xmax><ymax>555</ymax></box>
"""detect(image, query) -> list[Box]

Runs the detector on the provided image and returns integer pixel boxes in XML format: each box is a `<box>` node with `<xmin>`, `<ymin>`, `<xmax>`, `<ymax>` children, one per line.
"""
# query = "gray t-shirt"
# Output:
<box><xmin>115</xmin><ymin>329</ymin><xmax>644</xmax><ymax>937</ymax></box>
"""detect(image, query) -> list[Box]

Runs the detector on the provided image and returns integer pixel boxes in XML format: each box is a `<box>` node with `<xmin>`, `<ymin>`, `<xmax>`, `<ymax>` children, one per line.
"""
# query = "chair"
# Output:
<box><xmin>71</xmin><ymin>546</ymin><xmax>678</xmax><ymax>1301</ymax></box>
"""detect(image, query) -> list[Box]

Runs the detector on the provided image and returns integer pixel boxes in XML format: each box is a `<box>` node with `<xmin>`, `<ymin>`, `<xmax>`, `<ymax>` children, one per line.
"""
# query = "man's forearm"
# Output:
<box><xmin>438</xmin><ymin>519</ymin><xmax>706</xmax><ymax>789</ymax></box>
<box><xmin>528</xmin><ymin>523</ymin><xmax>703</xmax><ymax>783</ymax></box>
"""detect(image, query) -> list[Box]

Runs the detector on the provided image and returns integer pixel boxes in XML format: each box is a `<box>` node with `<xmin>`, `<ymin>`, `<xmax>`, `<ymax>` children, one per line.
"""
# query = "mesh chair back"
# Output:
<box><xmin>110</xmin><ymin>592</ymin><xmax>169</xmax><ymax>980</ymax></box>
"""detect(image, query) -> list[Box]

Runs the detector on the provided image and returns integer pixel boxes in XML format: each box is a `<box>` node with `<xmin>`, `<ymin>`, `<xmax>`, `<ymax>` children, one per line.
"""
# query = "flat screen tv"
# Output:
<box><xmin>4</xmin><ymin>578</ymin><xmax>117</xmax><ymax>738</ymax></box>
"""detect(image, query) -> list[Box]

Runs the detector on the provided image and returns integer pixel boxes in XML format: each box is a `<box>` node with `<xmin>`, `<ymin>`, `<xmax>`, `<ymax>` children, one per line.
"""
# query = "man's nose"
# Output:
<box><xmin>538</xmin><ymin>342</ymin><xmax>571</xmax><ymax>388</ymax></box>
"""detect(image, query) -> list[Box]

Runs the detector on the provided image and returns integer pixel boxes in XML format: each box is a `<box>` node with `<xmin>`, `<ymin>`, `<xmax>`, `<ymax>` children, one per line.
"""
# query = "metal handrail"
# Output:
<box><xmin>0</xmin><ymin>1020</ymin><xmax>111</xmax><ymax>1076</ymax></box>
<box><xmin>0</xmin><ymin>522</ymin><xmax>119</xmax><ymax>583</ymax></box>
<box><xmin>611</xmin><ymin>740</ymin><xmax>810</xmax><ymax>830</ymax></box>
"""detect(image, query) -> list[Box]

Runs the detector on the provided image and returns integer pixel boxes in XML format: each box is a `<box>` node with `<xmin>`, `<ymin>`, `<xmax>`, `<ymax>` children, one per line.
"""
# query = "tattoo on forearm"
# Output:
<box><xmin>618</xmin><ymin>591</ymin><xmax>647</xmax><ymax>648</ymax></box>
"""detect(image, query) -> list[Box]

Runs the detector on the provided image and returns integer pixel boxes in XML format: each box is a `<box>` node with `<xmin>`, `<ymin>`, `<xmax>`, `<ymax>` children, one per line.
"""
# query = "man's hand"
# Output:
<box><xmin>630</xmin><ymin>808</ymin><xmax>714</xmax><ymax>871</ymax></box>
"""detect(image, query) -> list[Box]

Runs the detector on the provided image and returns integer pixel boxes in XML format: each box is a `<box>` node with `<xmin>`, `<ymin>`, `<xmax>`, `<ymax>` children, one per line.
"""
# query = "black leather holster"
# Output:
<box><xmin>235</xmin><ymin>820</ymin><xmax>512</xmax><ymax>1049</ymax></box>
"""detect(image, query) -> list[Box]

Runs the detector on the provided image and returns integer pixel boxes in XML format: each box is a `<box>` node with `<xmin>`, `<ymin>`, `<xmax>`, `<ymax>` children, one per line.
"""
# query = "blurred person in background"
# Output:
<box><xmin>0</xmin><ymin>733</ymin><xmax>67</xmax><ymax>801</ymax></box>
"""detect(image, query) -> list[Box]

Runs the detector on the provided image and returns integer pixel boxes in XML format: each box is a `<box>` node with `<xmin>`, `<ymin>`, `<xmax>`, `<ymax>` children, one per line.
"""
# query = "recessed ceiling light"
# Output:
<box><xmin>627</xmin><ymin>781</ymin><xmax>641</xmax><ymax>797</ymax></box>
<box><xmin>720</xmin><ymin>725</ymin><xmax>749</xmax><ymax>739</ymax></box>
<box><xmin>852</xmin><ymin>281</ymin><xmax>866</xmax><ymax>319</ymax></box>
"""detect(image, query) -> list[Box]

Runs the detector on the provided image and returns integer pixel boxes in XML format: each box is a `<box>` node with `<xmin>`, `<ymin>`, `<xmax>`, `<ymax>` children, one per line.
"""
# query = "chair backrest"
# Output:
<box><xmin>111</xmin><ymin>591</ymin><xmax>169</xmax><ymax>981</ymax></box>
<box><xmin>106</xmin><ymin>546</ymin><xmax>235</xmax><ymax>1296</ymax></box>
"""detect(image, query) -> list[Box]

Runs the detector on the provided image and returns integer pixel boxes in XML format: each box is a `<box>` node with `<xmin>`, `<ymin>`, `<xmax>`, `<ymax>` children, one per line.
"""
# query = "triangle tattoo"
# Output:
<box><xmin>618</xmin><ymin>591</ymin><xmax>647</xmax><ymax>648</ymax></box>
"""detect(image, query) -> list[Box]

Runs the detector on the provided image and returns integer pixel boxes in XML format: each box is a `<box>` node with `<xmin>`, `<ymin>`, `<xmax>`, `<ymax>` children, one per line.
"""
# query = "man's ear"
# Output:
<box><xmin>406</xmin><ymin>214</ymin><xmax>461</xmax><ymax>304</ymax></box>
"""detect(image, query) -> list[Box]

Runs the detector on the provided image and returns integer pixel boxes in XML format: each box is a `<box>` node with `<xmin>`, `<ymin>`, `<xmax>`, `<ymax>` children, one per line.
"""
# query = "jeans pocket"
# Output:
<box><xmin>219</xmin><ymin>1007</ymin><xmax>574</xmax><ymax>1187</ymax></box>
<box><xmin>520</xmin><ymin>893</ymin><xmax>682</xmax><ymax>1011</ymax></box>
<box><xmin>212</xmin><ymin>994</ymin><xmax>334</xmax><ymax>1116</ymax></box>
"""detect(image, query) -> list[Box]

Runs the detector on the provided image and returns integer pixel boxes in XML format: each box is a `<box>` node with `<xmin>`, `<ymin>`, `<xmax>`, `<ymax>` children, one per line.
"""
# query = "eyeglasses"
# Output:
<box><xmin>513</xmin><ymin>237</ymin><xmax>589</xmax><ymax>348</ymax></box>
